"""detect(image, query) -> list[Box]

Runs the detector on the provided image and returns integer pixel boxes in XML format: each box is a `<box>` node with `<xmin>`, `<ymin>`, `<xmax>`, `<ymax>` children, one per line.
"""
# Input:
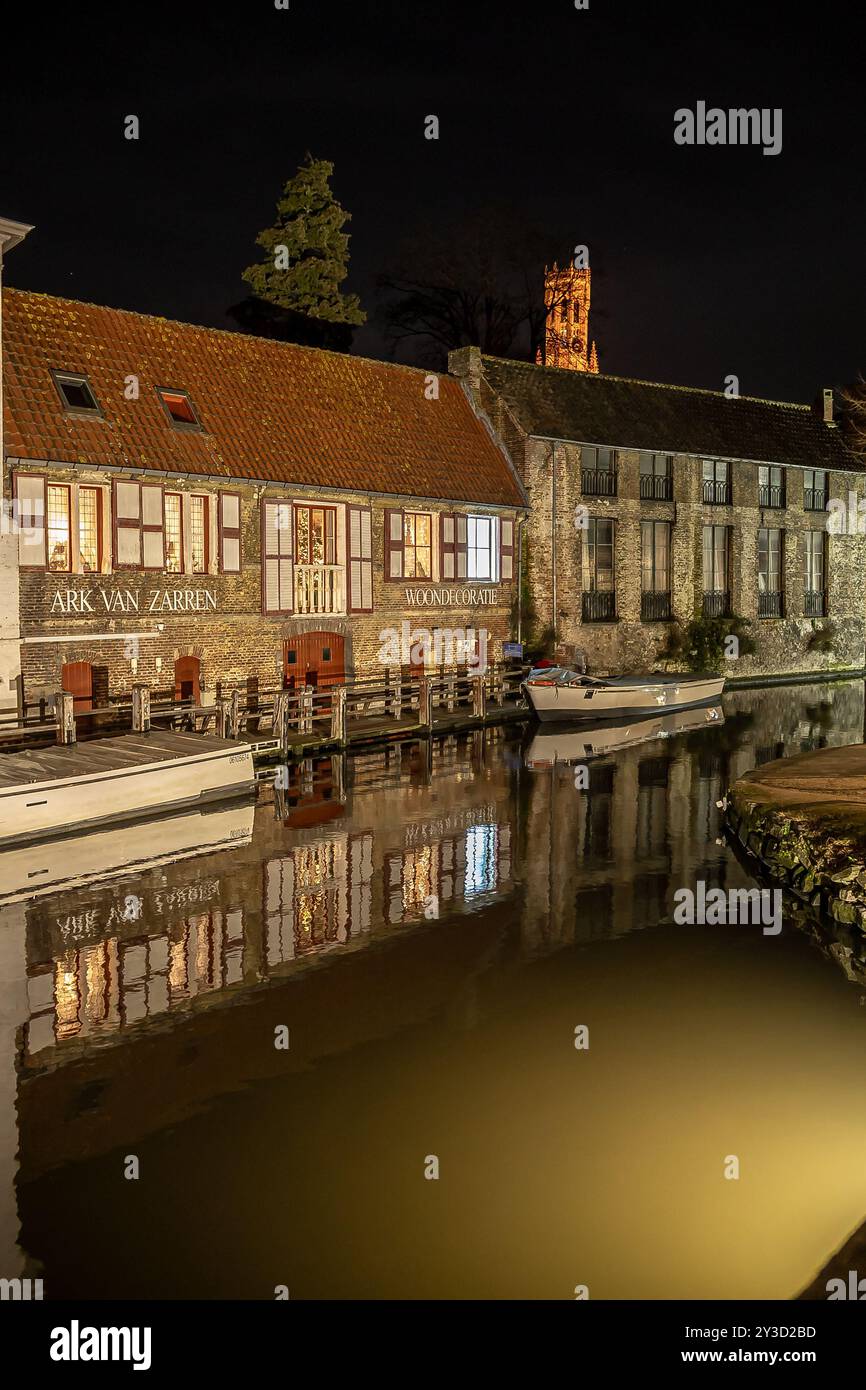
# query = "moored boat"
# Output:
<box><xmin>0</xmin><ymin>730</ymin><xmax>256</xmax><ymax>847</ymax></box>
<box><xmin>522</xmin><ymin>668</ymin><xmax>725</xmax><ymax>723</ymax></box>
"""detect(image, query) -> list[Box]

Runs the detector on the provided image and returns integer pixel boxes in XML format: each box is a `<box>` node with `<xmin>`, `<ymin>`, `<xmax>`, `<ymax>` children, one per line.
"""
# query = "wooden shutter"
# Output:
<box><xmin>455</xmin><ymin>514</ymin><xmax>468</xmax><ymax>580</ymax></box>
<box><xmin>15</xmin><ymin>473</ymin><xmax>47</xmax><ymax>568</ymax></box>
<box><xmin>141</xmin><ymin>484</ymin><xmax>165</xmax><ymax>570</ymax></box>
<box><xmin>262</xmin><ymin>499</ymin><xmax>294</xmax><ymax>614</ymax></box>
<box><xmin>219</xmin><ymin>492</ymin><xmax>242</xmax><ymax>573</ymax></box>
<box><xmin>113</xmin><ymin>479</ymin><xmax>143</xmax><ymax>568</ymax></box>
<box><xmin>348</xmin><ymin>505</ymin><xmax>373</xmax><ymax>612</ymax></box>
<box><xmin>384</xmin><ymin>508</ymin><xmax>404</xmax><ymax>579</ymax></box>
<box><xmin>500</xmin><ymin>516</ymin><xmax>515</xmax><ymax>581</ymax></box>
<box><xmin>440</xmin><ymin>513</ymin><xmax>457</xmax><ymax>581</ymax></box>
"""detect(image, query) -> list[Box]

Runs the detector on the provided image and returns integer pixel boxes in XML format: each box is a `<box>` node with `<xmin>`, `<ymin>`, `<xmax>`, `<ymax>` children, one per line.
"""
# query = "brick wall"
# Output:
<box><xmin>14</xmin><ymin>467</ymin><xmax>522</xmax><ymax>699</ymax></box>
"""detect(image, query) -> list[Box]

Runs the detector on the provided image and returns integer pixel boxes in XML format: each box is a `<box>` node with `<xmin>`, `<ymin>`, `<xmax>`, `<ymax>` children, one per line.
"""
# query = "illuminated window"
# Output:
<box><xmin>190</xmin><ymin>496</ymin><xmax>209</xmax><ymax>573</ymax></box>
<box><xmin>78</xmin><ymin>486</ymin><xmax>101</xmax><ymax>573</ymax></box>
<box><xmin>165</xmin><ymin>493</ymin><xmax>183</xmax><ymax>573</ymax></box>
<box><xmin>157</xmin><ymin>388</ymin><xmax>201</xmax><ymax>429</ymax></box>
<box><xmin>51</xmin><ymin>371</ymin><xmax>100</xmax><ymax>415</ymax></box>
<box><xmin>404</xmin><ymin>512</ymin><xmax>432</xmax><ymax>579</ymax></box>
<box><xmin>47</xmin><ymin>485</ymin><xmax>71</xmax><ymax>571</ymax></box>
<box><xmin>467</xmin><ymin>515</ymin><xmax>496</xmax><ymax>580</ymax></box>
<box><xmin>294</xmin><ymin>505</ymin><xmax>336</xmax><ymax>565</ymax></box>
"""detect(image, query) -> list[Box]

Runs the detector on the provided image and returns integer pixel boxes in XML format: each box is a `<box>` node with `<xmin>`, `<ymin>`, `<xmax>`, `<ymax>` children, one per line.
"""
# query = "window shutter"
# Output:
<box><xmin>15</xmin><ymin>473</ymin><xmax>47</xmax><ymax>568</ymax></box>
<box><xmin>141</xmin><ymin>484</ymin><xmax>165</xmax><ymax>570</ymax></box>
<box><xmin>455</xmin><ymin>514</ymin><xmax>468</xmax><ymax>580</ymax></box>
<box><xmin>384</xmin><ymin>508</ymin><xmax>404</xmax><ymax>579</ymax></box>
<box><xmin>263</xmin><ymin>499</ymin><xmax>294</xmax><ymax>614</ymax></box>
<box><xmin>500</xmin><ymin>516</ymin><xmax>515</xmax><ymax>581</ymax></box>
<box><xmin>219</xmin><ymin>492</ymin><xmax>242</xmax><ymax>573</ymax></box>
<box><xmin>348</xmin><ymin>505</ymin><xmax>373</xmax><ymax>612</ymax></box>
<box><xmin>440</xmin><ymin>513</ymin><xmax>457</xmax><ymax>581</ymax></box>
<box><xmin>113</xmin><ymin>479</ymin><xmax>143</xmax><ymax>568</ymax></box>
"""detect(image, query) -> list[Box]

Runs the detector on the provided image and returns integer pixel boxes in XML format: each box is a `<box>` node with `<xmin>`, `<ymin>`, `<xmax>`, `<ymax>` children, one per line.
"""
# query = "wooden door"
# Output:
<box><xmin>61</xmin><ymin>661</ymin><xmax>93</xmax><ymax>713</ymax></box>
<box><xmin>174</xmin><ymin>655</ymin><xmax>201</xmax><ymax>704</ymax></box>
<box><xmin>283</xmin><ymin>633</ymin><xmax>345</xmax><ymax>691</ymax></box>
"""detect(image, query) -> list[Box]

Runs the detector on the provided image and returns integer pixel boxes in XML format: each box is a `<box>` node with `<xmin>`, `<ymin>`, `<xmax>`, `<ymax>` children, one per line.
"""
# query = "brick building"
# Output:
<box><xmin>450</xmin><ymin>346</ymin><xmax>866</xmax><ymax>679</ymax></box>
<box><xmin>0</xmin><ymin>290</ymin><xmax>526</xmax><ymax>711</ymax></box>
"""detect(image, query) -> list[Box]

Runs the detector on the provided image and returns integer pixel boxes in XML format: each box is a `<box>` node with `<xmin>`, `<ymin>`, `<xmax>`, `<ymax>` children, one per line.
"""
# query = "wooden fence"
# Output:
<box><xmin>0</xmin><ymin>664</ymin><xmax>531</xmax><ymax>755</ymax></box>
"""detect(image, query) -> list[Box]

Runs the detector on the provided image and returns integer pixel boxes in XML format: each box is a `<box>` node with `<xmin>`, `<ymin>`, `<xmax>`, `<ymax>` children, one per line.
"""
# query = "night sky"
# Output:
<box><xmin>2</xmin><ymin>0</ymin><xmax>863</xmax><ymax>402</ymax></box>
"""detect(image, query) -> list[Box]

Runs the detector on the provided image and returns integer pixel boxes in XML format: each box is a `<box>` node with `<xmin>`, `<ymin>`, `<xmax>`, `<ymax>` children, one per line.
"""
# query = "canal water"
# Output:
<box><xmin>3</xmin><ymin>679</ymin><xmax>866</xmax><ymax>1300</ymax></box>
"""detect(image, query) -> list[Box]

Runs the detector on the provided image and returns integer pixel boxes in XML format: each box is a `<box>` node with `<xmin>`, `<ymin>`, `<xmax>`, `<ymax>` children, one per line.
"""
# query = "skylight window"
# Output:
<box><xmin>51</xmin><ymin>370</ymin><xmax>100</xmax><ymax>415</ymax></box>
<box><xmin>157</xmin><ymin>387</ymin><xmax>201</xmax><ymax>429</ymax></box>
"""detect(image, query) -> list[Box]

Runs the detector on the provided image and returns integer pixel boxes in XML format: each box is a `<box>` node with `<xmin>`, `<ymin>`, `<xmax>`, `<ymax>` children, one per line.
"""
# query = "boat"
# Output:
<box><xmin>524</xmin><ymin>703</ymin><xmax>724</xmax><ymax>768</ymax></box>
<box><xmin>0</xmin><ymin>798</ymin><xmax>255</xmax><ymax>904</ymax></box>
<box><xmin>522</xmin><ymin>668</ymin><xmax>725</xmax><ymax>722</ymax></box>
<box><xmin>0</xmin><ymin>730</ymin><xmax>256</xmax><ymax>848</ymax></box>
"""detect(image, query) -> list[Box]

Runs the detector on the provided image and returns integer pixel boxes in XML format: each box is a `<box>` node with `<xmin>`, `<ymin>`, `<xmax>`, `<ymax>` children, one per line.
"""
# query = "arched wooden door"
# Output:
<box><xmin>174</xmin><ymin>655</ymin><xmax>201</xmax><ymax>704</ymax></box>
<box><xmin>283</xmin><ymin>633</ymin><xmax>345</xmax><ymax>691</ymax></box>
<box><xmin>61</xmin><ymin>661</ymin><xmax>93</xmax><ymax>713</ymax></box>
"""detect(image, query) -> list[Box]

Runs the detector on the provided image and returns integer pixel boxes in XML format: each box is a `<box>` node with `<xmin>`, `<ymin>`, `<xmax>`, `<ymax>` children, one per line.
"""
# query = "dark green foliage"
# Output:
<box><xmin>656</xmin><ymin>613</ymin><xmax>755</xmax><ymax>674</ymax></box>
<box><xmin>804</xmin><ymin>621</ymin><xmax>836</xmax><ymax>655</ymax></box>
<box><xmin>242</xmin><ymin>156</ymin><xmax>365</xmax><ymax>325</ymax></box>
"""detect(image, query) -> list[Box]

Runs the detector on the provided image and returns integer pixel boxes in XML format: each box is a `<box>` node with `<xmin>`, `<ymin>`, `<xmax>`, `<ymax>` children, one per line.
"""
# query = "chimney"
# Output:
<box><xmin>822</xmin><ymin>386</ymin><xmax>839</xmax><ymax>422</ymax></box>
<box><xmin>448</xmin><ymin>345</ymin><xmax>482</xmax><ymax>393</ymax></box>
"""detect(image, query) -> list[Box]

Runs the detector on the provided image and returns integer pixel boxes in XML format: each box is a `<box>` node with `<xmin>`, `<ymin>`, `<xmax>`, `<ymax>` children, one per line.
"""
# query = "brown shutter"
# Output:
<box><xmin>141</xmin><ymin>484</ymin><xmax>165</xmax><ymax>570</ymax></box>
<box><xmin>384</xmin><ymin>508</ymin><xmax>404</xmax><ymax>579</ymax></box>
<box><xmin>348</xmin><ymin>505</ymin><xmax>373</xmax><ymax>612</ymax></box>
<box><xmin>15</xmin><ymin>472</ymin><xmax>47</xmax><ymax>568</ymax></box>
<box><xmin>455</xmin><ymin>514</ymin><xmax>468</xmax><ymax>580</ymax></box>
<box><xmin>440</xmin><ymin>513</ymin><xmax>457</xmax><ymax>581</ymax></box>
<box><xmin>219</xmin><ymin>492</ymin><xmax>242</xmax><ymax>573</ymax></box>
<box><xmin>113</xmin><ymin>479</ymin><xmax>143</xmax><ymax>569</ymax></box>
<box><xmin>262</xmin><ymin>499</ymin><xmax>294</xmax><ymax>614</ymax></box>
<box><xmin>500</xmin><ymin>516</ymin><xmax>515</xmax><ymax>581</ymax></box>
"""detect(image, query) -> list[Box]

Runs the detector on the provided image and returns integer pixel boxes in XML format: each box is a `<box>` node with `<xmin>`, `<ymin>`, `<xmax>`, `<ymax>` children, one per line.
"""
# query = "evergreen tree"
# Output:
<box><xmin>242</xmin><ymin>156</ymin><xmax>365</xmax><ymax>325</ymax></box>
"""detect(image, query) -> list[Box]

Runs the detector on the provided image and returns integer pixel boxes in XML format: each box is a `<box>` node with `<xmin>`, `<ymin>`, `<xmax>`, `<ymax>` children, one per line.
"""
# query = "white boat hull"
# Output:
<box><xmin>0</xmin><ymin>733</ymin><xmax>256</xmax><ymax>847</ymax></box>
<box><xmin>524</xmin><ymin>673</ymin><xmax>725</xmax><ymax>722</ymax></box>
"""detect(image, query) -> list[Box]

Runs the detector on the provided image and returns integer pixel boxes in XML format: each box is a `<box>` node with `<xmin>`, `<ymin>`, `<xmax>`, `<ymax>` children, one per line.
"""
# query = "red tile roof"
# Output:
<box><xmin>1</xmin><ymin>289</ymin><xmax>525</xmax><ymax>507</ymax></box>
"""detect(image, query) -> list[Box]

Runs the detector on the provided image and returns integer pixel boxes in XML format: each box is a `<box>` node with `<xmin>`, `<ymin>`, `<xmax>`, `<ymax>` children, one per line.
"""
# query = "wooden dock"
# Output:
<box><xmin>0</xmin><ymin>665</ymin><xmax>532</xmax><ymax>764</ymax></box>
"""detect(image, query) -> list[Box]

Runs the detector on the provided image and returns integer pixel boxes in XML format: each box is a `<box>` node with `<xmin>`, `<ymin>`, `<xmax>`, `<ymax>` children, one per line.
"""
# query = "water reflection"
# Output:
<box><xmin>4</xmin><ymin>680</ymin><xmax>866</xmax><ymax>1298</ymax></box>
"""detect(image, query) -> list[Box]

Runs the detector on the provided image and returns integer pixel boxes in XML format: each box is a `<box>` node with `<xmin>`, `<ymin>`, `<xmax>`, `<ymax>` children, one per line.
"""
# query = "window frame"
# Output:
<box><xmin>155</xmin><ymin>386</ymin><xmax>203</xmax><ymax>432</ymax></box>
<box><xmin>402</xmin><ymin>510</ymin><xmax>434</xmax><ymax>581</ymax></box>
<box><xmin>46</xmin><ymin>483</ymin><xmax>73</xmax><ymax>574</ymax></box>
<box><xmin>164</xmin><ymin>492</ymin><xmax>185</xmax><ymax>575</ymax></box>
<box><xmin>77</xmin><ymin>485</ymin><xmax>103</xmax><ymax>574</ymax></box>
<box><xmin>189</xmin><ymin>494</ymin><xmax>210</xmax><ymax>574</ymax></box>
<box><xmin>50</xmin><ymin>370</ymin><xmax>102</xmax><ymax>417</ymax></box>
<box><xmin>466</xmin><ymin>514</ymin><xmax>498</xmax><ymax>582</ymax></box>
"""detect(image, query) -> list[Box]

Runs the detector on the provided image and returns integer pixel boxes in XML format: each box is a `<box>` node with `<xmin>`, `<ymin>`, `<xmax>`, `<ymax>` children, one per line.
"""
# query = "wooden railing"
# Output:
<box><xmin>294</xmin><ymin>564</ymin><xmax>345</xmax><ymax>615</ymax></box>
<box><xmin>0</xmin><ymin>664</ymin><xmax>532</xmax><ymax>754</ymax></box>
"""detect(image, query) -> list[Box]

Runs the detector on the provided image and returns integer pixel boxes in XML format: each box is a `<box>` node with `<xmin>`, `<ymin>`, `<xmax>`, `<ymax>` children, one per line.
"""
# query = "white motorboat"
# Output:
<box><xmin>523</xmin><ymin>668</ymin><xmax>725</xmax><ymax>722</ymax></box>
<box><xmin>524</xmin><ymin>702</ymin><xmax>724</xmax><ymax>768</ymax></box>
<box><xmin>0</xmin><ymin>730</ymin><xmax>256</xmax><ymax>847</ymax></box>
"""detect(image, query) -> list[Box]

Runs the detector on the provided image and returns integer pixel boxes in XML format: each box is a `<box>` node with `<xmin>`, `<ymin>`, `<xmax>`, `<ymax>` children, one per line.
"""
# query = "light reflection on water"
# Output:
<box><xmin>4</xmin><ymin>680</ymin><xmax>866</xmax><ymax>1298</ymax></box>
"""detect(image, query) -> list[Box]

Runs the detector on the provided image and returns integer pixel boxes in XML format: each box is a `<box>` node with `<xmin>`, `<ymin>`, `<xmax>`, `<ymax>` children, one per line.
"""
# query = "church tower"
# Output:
<box><xmin>536</xmin><ymin>261</ymin><xmax>600</xmax><ymax>373</ymax></box>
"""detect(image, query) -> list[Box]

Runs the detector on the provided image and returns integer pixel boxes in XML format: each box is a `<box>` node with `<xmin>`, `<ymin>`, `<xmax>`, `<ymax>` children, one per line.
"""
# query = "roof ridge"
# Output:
<box><xmin>3</xmin><ymin>285</ymin><xmax>436</xmax><ymax>382</ymax></box>
<box><xmin>480</xmin><ymin>352</ymin><xmax>814</xmax><ymax>412</ymax></box>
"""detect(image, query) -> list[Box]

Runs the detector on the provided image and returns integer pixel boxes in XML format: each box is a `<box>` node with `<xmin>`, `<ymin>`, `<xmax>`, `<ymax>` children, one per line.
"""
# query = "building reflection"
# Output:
<box><xmin>13</xmin><ymin>680</ymin><xmax>866</xmax><ymax>1066</ymax></box>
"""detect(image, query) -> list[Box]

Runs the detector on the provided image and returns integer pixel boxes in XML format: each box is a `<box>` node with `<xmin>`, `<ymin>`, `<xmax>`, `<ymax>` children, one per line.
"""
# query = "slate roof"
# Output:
<box><xmin>0</xmin><ymin>289</ymin><xmax>525</xmax><ymax>507</ymax></box>
<box><xmin>481</xmin><ymin>355</ymin><xmax>861</xmax><ymax>472</ymax></box>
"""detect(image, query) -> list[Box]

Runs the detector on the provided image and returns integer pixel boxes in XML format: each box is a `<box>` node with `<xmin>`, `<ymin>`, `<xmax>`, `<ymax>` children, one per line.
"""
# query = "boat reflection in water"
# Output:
<box><xmin>524</xmin><ymin>702</ymin><xmax>724</xmax><ymax>768</ymax></box>
<box><xmin>8</xmin><ymin>681</ymin><xmax>866</xmax><ymax>1301</ymax></box>
<box><xmin>0</xmin><ymin>799</ymin><xmax>256</xmax><ymax>906</ymax></box>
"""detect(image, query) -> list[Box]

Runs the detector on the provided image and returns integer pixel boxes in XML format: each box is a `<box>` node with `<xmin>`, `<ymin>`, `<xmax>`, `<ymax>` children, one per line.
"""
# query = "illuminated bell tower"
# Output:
<box><xmin>537</xmin><ymin>261</ymin><xmax>599</xmax><ymax>373</ymax></box>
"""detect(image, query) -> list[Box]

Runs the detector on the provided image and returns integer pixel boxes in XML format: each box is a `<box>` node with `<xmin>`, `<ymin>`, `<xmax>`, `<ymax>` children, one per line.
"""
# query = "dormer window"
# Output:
<box><xmin>51</xmin><ymin>370</ymin><xmax>100</xmax><ymax>415</ymax></box>
<box><xmin>157</xmin><ymin>387</ymin><xmax>201</xmax><ymax>430</ymax></box>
